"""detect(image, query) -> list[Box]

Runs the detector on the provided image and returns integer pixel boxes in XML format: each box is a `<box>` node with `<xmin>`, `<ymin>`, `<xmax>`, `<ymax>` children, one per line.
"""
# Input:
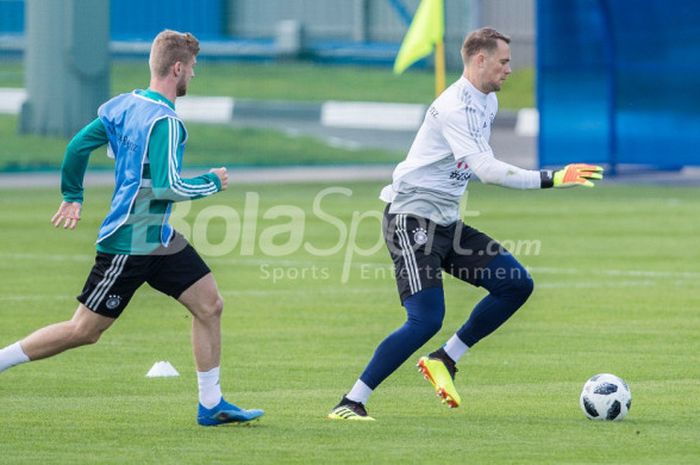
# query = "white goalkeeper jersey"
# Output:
<box><xmin>380</xmin><ymin>76</ymin><xmax>539</xmax><ymax>225</ymax></box>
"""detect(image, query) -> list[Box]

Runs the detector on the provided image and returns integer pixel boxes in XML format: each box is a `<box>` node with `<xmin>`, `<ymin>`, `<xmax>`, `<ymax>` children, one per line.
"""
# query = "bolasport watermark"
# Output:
<box><xmin>165</xmin><ymin>187</ymin><xmax>543</xmax><ymax>284</ymax></box>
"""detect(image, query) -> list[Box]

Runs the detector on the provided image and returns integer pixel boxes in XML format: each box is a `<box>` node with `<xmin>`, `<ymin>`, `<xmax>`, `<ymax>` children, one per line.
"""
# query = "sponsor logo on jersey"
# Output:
<box><xmin>449</xmin><ymin>161</ymin><xmax>472</xmax><ymax>183</ymax></box>
<box><xmin>107</xmin><ymin>126</ymin><xmax>140</xmax><ymax>154</ymax></box>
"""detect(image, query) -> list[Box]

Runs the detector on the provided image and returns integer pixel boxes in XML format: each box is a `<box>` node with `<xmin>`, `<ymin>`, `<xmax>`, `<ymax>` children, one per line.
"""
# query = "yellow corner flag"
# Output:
<box><xmin>393</xmin><ymin>0</ymin><xmax>445</xmax><ymax>95</ymax></box>
<box><xmin>393</xmin><ymin>0</ymin><xmax>444</xmax><ymax>74</ymax></box>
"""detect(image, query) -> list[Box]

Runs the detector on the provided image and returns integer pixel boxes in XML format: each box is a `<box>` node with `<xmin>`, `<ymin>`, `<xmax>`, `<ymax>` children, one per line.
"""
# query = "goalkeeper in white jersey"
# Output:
<box><xmin>329</xmin><ymin>27</ymin><xmax>603</xmax><ymax>421</ymax></box>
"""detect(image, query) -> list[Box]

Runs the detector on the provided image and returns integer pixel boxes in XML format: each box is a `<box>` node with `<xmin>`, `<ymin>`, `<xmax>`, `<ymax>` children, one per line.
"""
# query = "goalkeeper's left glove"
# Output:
<box><xmin>540</xmin><ymin>164</ymin><xmax>604</xmax><ymax>188</ymax></box>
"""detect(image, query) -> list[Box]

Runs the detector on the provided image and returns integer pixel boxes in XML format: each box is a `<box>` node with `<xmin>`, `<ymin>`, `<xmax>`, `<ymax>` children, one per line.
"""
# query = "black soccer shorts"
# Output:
<box><xmin>77</xmin><ymin>241</ymin><xmax>211</xmax><ymax>318</ymax></box>
<box><xmin>383</xmin><ymin>205</ymin><xmax>506</xmax><ymax>303</ymax></box>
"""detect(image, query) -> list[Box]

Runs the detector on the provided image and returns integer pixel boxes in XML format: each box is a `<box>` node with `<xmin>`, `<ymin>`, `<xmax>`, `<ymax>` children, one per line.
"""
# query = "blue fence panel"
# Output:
<box><xmin>538</xmin><ymin>0</ymin><xmax>700</xmax><ymax>169</ymax></box>
<box><xmin>110</xmin><ymin>0</ymin><xmax>224</xmax><ymax>40</ymax></box>
<box><xmin>0</xmin><ymin>0</ymin><xmax>24</xmax><ymax>34</ymax></box>
<box><xmin>537</xmin><ymin>0</ymin><xmax>610</xmax><ymax>167</ymax></box>
<box><xmin>0</xmin><ymin>0</ymin><xmax>224</xmax><ymax>38</ymax></box>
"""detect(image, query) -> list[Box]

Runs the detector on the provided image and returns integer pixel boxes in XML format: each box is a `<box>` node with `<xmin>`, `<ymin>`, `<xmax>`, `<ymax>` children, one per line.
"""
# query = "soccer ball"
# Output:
<box><xmin>579</xmin><ymin>373</ymin><xmax>632</xmax><ymax>421</ymax></box>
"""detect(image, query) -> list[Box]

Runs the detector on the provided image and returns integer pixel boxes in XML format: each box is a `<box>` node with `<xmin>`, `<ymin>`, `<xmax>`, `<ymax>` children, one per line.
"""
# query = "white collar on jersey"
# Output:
<box><xmin>459</xmin><ymin>76</ymin><xmax>489</xmax><ymax>107</ymax></box>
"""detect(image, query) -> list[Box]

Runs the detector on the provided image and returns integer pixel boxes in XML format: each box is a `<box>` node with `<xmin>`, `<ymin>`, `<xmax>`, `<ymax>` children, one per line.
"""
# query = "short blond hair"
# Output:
<box><xmin>461</xmin><ymin>27</ymin><xmax>510</xmax><ymax>65</ymax></box>
<box><xmin>149</xmin><ymin>29</ymin><xmax>200</xmax><ymax>78</ymax></box>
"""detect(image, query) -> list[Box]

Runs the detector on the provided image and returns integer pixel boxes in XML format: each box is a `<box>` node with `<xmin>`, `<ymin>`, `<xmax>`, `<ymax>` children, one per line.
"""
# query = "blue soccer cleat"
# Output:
<box><xmin>197</xmin><ymin>398</ymin><xmax>264</xmax><ymax>426</ymax></box>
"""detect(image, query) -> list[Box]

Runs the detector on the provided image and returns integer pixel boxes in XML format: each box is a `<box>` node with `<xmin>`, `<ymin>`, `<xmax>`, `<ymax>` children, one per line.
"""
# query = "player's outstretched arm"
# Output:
<box><xmin>51</xmin><ymin>201</ymin><xmax>82</xmax><ymax>230</ymax></box>
<box><xmin>541</xmin><ymin>164</ymin><xmax>604</xmax><ymax>188</ymax></box>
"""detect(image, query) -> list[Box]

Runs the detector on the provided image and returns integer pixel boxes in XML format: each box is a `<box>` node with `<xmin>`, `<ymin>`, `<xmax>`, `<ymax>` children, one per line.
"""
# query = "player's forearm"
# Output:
<box><xmin>151</xmin><ymin>172</ymin><xmax>221</xmax><ymax>202</ymax></box>
<box><xmin>463</xmin><ymin>152</ymin><xmax>542</xmax><ymax>189</ymax></box>
<box><xmin>60</xmin><ymin>144</ymin><xmax>89</xmax><ymax>203</ymax></box>
<box><xmin>148</xmin><ymin>117</ymin><xmax>221</xmax><ymax>202</ymax></box>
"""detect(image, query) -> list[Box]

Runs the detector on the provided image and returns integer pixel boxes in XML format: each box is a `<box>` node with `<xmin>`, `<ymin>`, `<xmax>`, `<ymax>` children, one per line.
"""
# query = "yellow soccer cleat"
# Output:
<box><xmin>417</xmin><ymin>352</ymin><xmax>461</xmax><ymax>408</ymax></box>
<box><xmin>327</xmin><ymin>396</ymin><xmax>375</xmax><ymax>421</ymax></box>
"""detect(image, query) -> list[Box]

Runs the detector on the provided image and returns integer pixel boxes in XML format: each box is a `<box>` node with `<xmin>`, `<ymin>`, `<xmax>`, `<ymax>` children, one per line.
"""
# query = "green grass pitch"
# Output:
<box><xmin>0</xmin><ymin>181</ymin><xmax>698</xmax><ymax>464</ymax></box>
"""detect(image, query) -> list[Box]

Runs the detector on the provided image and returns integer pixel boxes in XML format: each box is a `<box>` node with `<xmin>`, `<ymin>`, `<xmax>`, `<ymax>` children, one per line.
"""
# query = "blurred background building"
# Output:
<box><xmin>1</xmin><ymin>0</ymin><xmax>697</xmax><ymax>171</ymax></box>
<box><xmin>0</xmin><ymin>0</ymin><xmax>535</xmax><ymax>70</ymax></box>
<box><xmin>538</xmin><ymin>0</ymin><xmax>700</xmax><ymax>171</ymax></box>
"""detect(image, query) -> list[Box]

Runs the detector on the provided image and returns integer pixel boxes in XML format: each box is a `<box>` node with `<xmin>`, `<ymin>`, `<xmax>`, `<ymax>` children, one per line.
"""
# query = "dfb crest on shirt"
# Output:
<box><xmin>105</xmin><ymin>294</ymin><xmax>122</xmax><ymax>310</ymax></box>
<box><xmin>412</xmin><ymin>227</ymin><xmax>429</xmax><ymax>245</ymax></box>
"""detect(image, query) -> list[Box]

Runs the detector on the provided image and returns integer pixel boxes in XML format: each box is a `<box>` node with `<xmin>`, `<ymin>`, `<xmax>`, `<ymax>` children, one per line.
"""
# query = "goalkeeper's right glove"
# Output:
<box><xmin>540</xmin><ymin>164</ymin><xmax>604</xmax><ymax>188</ymax></box>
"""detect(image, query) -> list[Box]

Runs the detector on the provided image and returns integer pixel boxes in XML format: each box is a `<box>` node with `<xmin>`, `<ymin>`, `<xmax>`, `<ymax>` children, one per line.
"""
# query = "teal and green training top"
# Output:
<box><xmin>61</xmin><ymin>89</ymin><xmax>221</xmax><ymax>255</ymax></box>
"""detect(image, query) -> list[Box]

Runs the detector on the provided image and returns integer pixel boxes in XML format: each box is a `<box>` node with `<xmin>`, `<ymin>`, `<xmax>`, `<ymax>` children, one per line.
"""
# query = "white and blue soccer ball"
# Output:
<box><xmin>579</xmin><ymin>373</ymin><xmax>632</xmax><ymax>421</ymax></box>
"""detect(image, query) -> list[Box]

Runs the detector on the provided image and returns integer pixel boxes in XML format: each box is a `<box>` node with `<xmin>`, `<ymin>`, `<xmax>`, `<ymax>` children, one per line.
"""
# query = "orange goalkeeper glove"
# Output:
<box><xmin>540</xmin><ymin>164</ymin><xmax>604</xmax><ymax>188</ymax></box>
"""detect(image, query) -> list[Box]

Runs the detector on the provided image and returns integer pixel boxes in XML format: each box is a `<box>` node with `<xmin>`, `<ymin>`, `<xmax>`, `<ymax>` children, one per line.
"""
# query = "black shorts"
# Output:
<box><xmin>383</xmin><ymin>205</ymin><xmax>506</xmax><ymax>303</ymax></box>
<box><xmin>77</xmin><ymin>242</ymin><xmax>211</xmax><ymax>319</ymax></box>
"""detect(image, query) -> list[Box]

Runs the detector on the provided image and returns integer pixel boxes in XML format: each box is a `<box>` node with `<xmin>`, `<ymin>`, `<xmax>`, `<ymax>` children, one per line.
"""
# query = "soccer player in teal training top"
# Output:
<box><xmin>328</xmin><ymin>27</ymin><xmax>604</xmax><ymax>420</ymax></box>
<box><xmin>0</xmin><ymin>30</ymin><xmax>263</xmax><ymax>426</ymax></box>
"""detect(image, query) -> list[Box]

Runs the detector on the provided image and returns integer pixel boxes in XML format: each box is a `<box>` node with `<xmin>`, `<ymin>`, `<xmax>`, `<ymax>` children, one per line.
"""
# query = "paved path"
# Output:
<box><xmin>1</xmin><ymin>87</ymin><xmax>697</xmax><ymax>188</ymax></box>
<box><xmin>4</xmin><ymin>159</ymin><xmax>699</xmax><ymax>190</ymax></box>
<box><xmin>0</xmin><ymin>165</ymin><xmax>396</xmax><ymax>189</ymax></box>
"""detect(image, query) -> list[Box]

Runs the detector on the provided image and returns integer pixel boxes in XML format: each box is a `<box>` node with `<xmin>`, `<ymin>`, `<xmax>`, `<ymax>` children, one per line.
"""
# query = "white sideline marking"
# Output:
<box><xmin>220</xmin><ymin>288</ymin><xmax>387</xmax><ymax>297</ymax></box>
<box><xmin>175</xmin><ymin>96</ymin><xmax>234</xmax><ymax>123</ymax></box>
<box><xmin>537</xmin><ymin>280</ymin><xmax>656</xmax><ymax>289</ymax></box>
<box><xmin>0</xmin><ymin>87</ymin><xmax>235</xmax><ymax>122</ymax></box>
<box><xmin>0</xmin><ymin>287</ymin><xmax>381</xmax><ymax>301</ymax></box>
<box><xmin>515</xmin><ymin>108</ymin><xmax>539</xmax><ymax>137</ymax></box>
<box><xmin>0</xmin><ymin>252</ymin><xmax>93</xmax><ymax>262</ymax></box>
<box><xmin>0</xmin><ymin>88</ymin><xmax>26</xmax><ymax>114</ymax></box>
<box><xmin>321</xmin><ymin>101</ymin><xmax>425</xmax><ymax>130</ymax></box>
<box><xmin>529</xmin><ymin>267</ymin><xmax>700</xmax><ymax>280</ymax></box>
<box><xmin>325</xmin><ymin>136</ymin><xmax>362</xmax><ymax>150</ymax></box>
<box><xmin>1</xmin><ymin>253</ymin><xmax>695</xmax><ymax>282</ymax></box>
<box><xmin>0</xmin><ymin>294</ymin><xmax>68</xmax><ymax>302</ymax></box>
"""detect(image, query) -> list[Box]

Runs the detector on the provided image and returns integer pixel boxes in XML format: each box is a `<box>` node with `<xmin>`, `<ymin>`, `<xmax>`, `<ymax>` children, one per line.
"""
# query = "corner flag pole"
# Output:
<box><xmin>434</xmin><ymin>39</ymin><xmax>446</xmax><ymax>96</ymax></box>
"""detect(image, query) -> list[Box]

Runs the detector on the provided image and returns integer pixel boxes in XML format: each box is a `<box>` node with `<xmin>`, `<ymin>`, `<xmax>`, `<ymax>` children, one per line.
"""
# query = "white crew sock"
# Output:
<box><xmin>346</xmin><ymin>379</ymin><xmax>373</xmax><ymax>405</ymax></box>
<box><xmin>443</xmin><ymin>334</ymin><xmax>469</xmax><ymax>363</ymax></box>
<box><xmin>197</xmin><ymin>366</ymin><xmax>223</xmax><ymax>409</ymax></box>
<box><xmin>0</xmin><ymin>341</ymin><xmax>31</xmax><ymax>373</ymax></box>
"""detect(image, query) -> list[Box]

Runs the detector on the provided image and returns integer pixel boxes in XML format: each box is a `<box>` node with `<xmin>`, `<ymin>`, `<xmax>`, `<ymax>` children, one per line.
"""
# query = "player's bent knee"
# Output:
<box><xmin>490</xmin><ymin>264</ymin><xmax>534</xmax><ymax>301</ymax></box>
<box><xmin>213</xmin><ymin>295</ymin><xmax>224</xmax><ymax>317</ymax></box>
<box><xmin>409</xmin><ymin>314</ymin><xmax>443</xmax><ymax>342</ymax></box>
<box><xmin>196</xmin><ymin>294</ymin><xmax>224</xmax><ymax>320</ymax></box>
<box><xmin>421</xmin><ymin>324</ymin><xmax>442</xmax><ymax>342</ymax></box>
<box><xmin>404</xmin><ymin>287</ymin><xmax>445</xmax><ymax>340</ymax></box>
<box><xmin>71</xmin><ymin>323</ymin><xmax>103</xmax><ymax>346</ymax></box>
<box><xmin>82</xmin><ymin>332</ymin><xmax>102</xmax><ymax>345</ymax></box>
<box><xmin>513</xmin><ymin>274</ymin><xmax>534</xmax><ymax>299</ymax></box>
<box><xmin>498</xmin><ymin>275</ymin><xmax>533</xmax><ymax>305</ymax></box>
<box><xmin>422</xmin><ymin>317</ymin><xmax>443</xmax><ymax>338</ymax></box>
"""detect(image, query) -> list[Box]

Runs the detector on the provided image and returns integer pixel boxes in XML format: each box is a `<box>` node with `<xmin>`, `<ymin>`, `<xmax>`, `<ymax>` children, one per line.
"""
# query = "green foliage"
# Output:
<box><xmin>0</xmin><ymin>182</ymin><xmax>698</xmax><ymax>464</ymax></box>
